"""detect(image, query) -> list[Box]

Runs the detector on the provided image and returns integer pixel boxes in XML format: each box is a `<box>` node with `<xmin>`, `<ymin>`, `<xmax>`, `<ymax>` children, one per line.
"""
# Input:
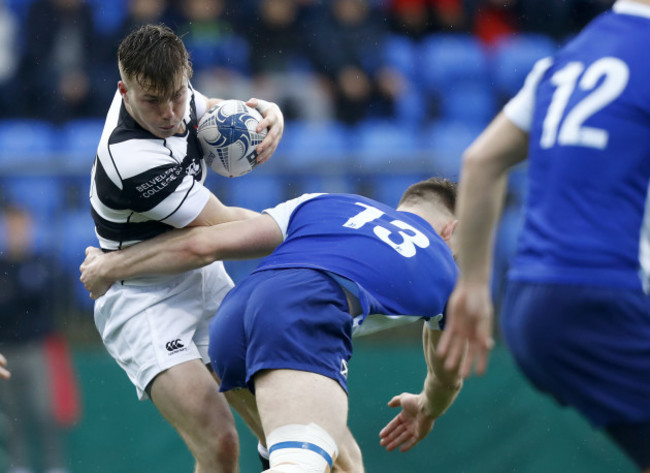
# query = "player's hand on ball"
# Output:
<box><xmin>0</xmin><ymin>353</ymin><xmax>10</xmax><ymax>380</ymax></box>
<box><xmin>379</xmin><ymin>392</ymin><xmax>435</xmax><ymax>453</ymax></box>
<box><xmin>79</xmin><ymin>246</ymin><xmax>114</xmax><ymax>299</ymax></box>
<box><xmin>246</xmin><ymin>98</ymin><xmax>283</xmax><ymax>164</ymax></box>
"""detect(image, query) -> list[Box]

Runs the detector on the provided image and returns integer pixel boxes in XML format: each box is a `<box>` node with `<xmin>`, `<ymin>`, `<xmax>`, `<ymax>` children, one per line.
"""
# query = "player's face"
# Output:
<box><xmin>119</xmin><ymin>72</ymin><xmax>188</xmax><ymax>139</ymax></box>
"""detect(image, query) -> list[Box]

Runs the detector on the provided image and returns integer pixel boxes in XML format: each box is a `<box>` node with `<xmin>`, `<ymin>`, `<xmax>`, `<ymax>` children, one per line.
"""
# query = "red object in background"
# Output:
<box><xmin>45</xmin><ymin>334</ymin><xmax>82</xmax><ymax>426</ymax></box>
<box><xmin>473</xmin><ymin>6</ymin><xmax>519</xmax><ymax>46</ymax></box>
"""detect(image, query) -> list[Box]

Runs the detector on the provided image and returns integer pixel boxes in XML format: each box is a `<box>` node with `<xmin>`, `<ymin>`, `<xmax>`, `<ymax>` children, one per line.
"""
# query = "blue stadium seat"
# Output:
<box><xmin>383</xmin><ymin>34</ymin><xmax>418</xmax><ymax>81</ymax></box>
<box><xmin>59</xmin><ymin>118</ymin><xmax>105</xmax><ymax>173</ymax></box>
<box><xmin>225</xmin><ymin>174</ymin><xmax>286</xmax><ymax>212</ymax></box>
<box><xmin>1</xmin><ymin>176</ymin><xmax>66</xmax><ymax>224</ymax></box>
<box><xmin>439</xmin><ymin>83</ymin><xmax>497</xmax><ymax>127</ymax></box>
<box><xmin>354</xmin><ymin>120</ymin><xmax>423</xmax><ymax>170</ymax></box>
<box><xmin>370</xmin><ymin>172</ymin><xmax>429</xmax><ymax>208</ymax></box>
<box><xmin>278</xmin><ymin>121</ymin><xmax>350</xmax><ymax>171</ymax></box>
<box><xmin>424</xmin><ymin>120</ymin><xmax>483</xmax><ymax>178</ymax></box>
<box><xmin>87</xmin><ymin>0</ymin><xmax>128</xmax><ymax>37</ymax></box>
<box><xmin>491</xmin><ymin>34</ymin><xmax>558</xmax><ymax>98</ymax></box>
<box><xmin>57</xmin><ymin>209</ymin><xmax>96</xmax><ymax>273</ymax></box>
<box><xmin>418</xmin><ymin>34</ymin><xmax>490</xmax><ymax>94</ymax></box>
<box><xmin>0</xmin><ymin>120</ymin><xmax>57</xmax><ymax>171</ymax></box>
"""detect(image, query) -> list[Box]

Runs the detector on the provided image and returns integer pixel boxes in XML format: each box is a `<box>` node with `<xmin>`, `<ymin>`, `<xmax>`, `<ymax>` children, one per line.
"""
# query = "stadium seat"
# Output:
<box><xmin>87</xmin><ymin>0</ymin><xmax>128</xmax><ymax>37</ymax></box>
<box><xmin>439</xmin><ymin>83</ymin><xmax>497</xmax><ymax>127</ymax></box>
<box><xmin>418</xmin><ymin>34</ymin><xmax>490</xmax><ymax>94</ymax></box>
<box><xmin>354</xmin><ymin>120</ymin><xmax>424</xmax><ymax>170</ymax></box>
<box><xmin>1</xmin><ymin>176</ymin><xmax>66</xmax><ymax>224</ymax></box>
<box><xmin>370</xmin><ymin>172</ymin><xmax>429</xmax><ymax>208</ymax></box>
<box><xmin>383</xmin><ymin>34</ymin><xmax>418</xmax><ymax>81</ymax></box>
<box><xmin>0</xmin><ymin>120</ymin><xmax>57</xmax><ymax>172</ymax></box>
<box><xmin>491</xmin><ymin>34</ymin><xmax>558</xmax><ymax>98</ymax></box>
<box><xmin>59</xmin><ymin>118</ymin><xmax>105</xmax><ymax>173</ymax></box>
<box><xmin>424</xmin><ymin>120</ymin><xmax>483</xmax><ymax>178</ymax></box>
<box><xmin>225</xmin><ymin>173</ymin><xmax>286</xmax><ymax>212</ymax></box>
<box><xmin>57</xmin><ymin>209</ymin><xmax>96</xmax><ymax>274</ymax></box>
<box><xmin>278</xmin><ymin>120</ymin><xmax>350</xmax><ymax>171</ymax></box>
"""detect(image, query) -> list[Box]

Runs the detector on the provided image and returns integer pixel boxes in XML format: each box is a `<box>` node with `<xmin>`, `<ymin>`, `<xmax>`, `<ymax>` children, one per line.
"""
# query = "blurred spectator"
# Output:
<box><xmin>468</xmin><ymin>0</ymin><xmax>520</xmax><ymax>46</ymax></box>
<box><xmin>387</xmin><ymin>0</ymin><xmax>466</xmax><ymax>39</ymax></box>
<box><xmin>16</xmin><ymin>0</ymin><xmax>105</xmax><ymax>122</ymax></box>
<box><xmin>0</xmin><ymin>0</ymin><xmax>20</xmax><ymax>119</ymax></box>
<box><xmin>115</xmin><ymin>0</ymin><xmax>173</xmax><ymax>38</ymax></box>
<box><xmin>0</xmin><ymin>205</ymin><xmax>80</xmax><ymax>473</ymax></box>
<box><xmin>305</xmin><ymin>0</ymin><xmax>405</xmax><ymax>125</ymax></box>
<box><xmin>243</xmin><ymin>0</ymin><xmax>333</xmax><ymax>121</ymax></box>
<box><xmin>172</xmin><ymin>0</ymin><xmax>252</xmax><ymax>100</ymax></box>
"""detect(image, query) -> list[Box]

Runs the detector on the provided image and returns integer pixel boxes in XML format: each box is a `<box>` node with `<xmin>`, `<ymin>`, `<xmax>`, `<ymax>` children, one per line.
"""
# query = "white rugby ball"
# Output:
<box><xmin>197</xmin><ymin>100</ymin><xmax>267</xmax><ymax>177</ymax></box>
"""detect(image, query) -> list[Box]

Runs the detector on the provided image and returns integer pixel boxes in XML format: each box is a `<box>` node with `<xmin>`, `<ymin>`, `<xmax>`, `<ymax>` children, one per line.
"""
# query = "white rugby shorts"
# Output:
<box><xmin>93</xmin><ymin>261</ymin><xmax>234</xmax><ymax>400</ymax></box>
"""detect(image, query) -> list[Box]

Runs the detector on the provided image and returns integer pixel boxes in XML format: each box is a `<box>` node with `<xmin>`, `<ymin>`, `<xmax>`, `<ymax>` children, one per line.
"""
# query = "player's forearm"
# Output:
<box><xmin>99</xmin><ymin>227</ymin><xmax>215</xmax><ymax>281</ymax></box>
<box><xmin>455</xmin><ymin>158</ymin><xmax>508</xmax><ymax>283</ymax></box>
<box><xmin>421</xmin><ymin>328</ymin><xmax>463</xmax><ymax>418</ymax></box>
<box><xmin>456</xmin><ymin>113</ymin><xmax>526</xmax><ymax>283</ymax></box>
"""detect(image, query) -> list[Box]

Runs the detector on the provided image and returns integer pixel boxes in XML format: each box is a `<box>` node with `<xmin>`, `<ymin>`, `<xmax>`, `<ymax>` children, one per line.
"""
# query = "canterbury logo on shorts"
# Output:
<box><xmin>165</xmin><ymin>339</ymin><xmax>186</xmax><ymax>353</ymax></box>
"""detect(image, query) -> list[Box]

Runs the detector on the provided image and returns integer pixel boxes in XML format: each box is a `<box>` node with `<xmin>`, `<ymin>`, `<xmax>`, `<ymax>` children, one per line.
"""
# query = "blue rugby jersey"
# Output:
<box><xmin>259</xmin><ymin>193</ymin><xmax>457</xmax><ymax>322</ymax></box>
<box><xmin>504</xmin><ymin>1</ymin><xmax>650</xmax><ymax>290</ymax></box>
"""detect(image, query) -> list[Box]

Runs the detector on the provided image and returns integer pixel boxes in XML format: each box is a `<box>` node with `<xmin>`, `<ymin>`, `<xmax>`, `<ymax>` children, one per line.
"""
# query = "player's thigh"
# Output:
<box><xmin>149</xmin><ymin>359</ymin><xmax>236</xmax><ymax>436</ymax></box>
<box><xmin>254</xmin><ymin>369</ymin><xmax>349</xmax><ymax>445</ymax></box>
<box><xmin>333</xmin><ymin>427</ymin><xmax>364</xmax><ymax>473</ymax></box>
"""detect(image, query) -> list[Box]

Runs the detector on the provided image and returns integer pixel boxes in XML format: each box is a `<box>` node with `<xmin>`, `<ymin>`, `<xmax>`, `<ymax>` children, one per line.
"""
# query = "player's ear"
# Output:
<box><xmin>118</xmin><ymin>81</ymin><xmax>128</xmax><ymax>100</ymax></box>
<box><xmin>440</xmin><ymin>219</ymin><xmax>458</xmax><ymax>243</ymax></box>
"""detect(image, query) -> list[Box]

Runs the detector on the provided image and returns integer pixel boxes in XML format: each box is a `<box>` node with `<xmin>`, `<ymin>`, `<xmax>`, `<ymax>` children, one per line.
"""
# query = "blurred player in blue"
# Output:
<box><xmin>80</xmin><ymin>178</ymin><xmax>464</xmax><ymax>472</ymax></box>
<box><xmin>440</xmin><ymin>1</ymin><xmax>650</xmax><ymax>470</ymax></box>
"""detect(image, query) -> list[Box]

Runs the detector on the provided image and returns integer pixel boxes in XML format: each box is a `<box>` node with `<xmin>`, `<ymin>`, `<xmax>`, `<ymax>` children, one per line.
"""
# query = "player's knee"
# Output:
<box><xmin>266</xmin><ymin>423</ymin><xmax>339</xmax><ymax>473</ymax></box>
<box><xmin>213</xmin><ymin>426</ymin><xmax>239</xmax><ymax>463</ymax></box>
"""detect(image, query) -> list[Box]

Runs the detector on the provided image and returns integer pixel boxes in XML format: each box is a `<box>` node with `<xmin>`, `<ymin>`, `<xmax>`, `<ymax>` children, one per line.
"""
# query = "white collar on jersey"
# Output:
<box><xmin>614</xmin><ymin>0</ymin><xmax>650</xmax><ymax>19</ymax></box>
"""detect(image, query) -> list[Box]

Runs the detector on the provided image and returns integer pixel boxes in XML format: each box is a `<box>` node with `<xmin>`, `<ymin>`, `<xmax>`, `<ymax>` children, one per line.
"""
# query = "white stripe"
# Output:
<box><xmin>639</xmin><ymin>181</ymin><xmax>650</xmax><ymax>293</ymax></box>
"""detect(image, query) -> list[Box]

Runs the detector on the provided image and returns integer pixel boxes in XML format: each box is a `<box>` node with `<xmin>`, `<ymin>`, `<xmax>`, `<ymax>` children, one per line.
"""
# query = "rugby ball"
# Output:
<box><xmin>197</xmin><ymin>100</ymin><xmax>267</xmax><ymax>177</ymax></box>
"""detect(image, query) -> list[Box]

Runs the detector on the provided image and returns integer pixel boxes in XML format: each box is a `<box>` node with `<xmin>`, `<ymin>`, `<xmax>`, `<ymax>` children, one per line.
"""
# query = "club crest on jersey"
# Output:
<box><xmin>185</xmin><ymin>160</ymin><xmax>201</xmax><ymax>177</ymax></box>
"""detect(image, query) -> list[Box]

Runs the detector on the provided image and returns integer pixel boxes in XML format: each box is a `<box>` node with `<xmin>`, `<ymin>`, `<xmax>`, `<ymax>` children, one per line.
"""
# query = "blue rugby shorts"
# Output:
<box><xmin>209</xmin><ymin>268</ymin><xmax>354</xmax><ymax>393</ymax></box>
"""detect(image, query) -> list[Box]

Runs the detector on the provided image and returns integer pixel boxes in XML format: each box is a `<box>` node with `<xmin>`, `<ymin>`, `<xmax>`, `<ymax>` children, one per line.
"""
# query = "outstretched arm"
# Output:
<box><xmin>379</xmin><ymin>326</ymin><xmax>463</xmax><ymax>453</ymax></box>
<box><xmin>80</xmin><ymin>214</ymin><xmax>283</xmax><ymax>298</ymax></box>
<box><xmin>438</xmin><ymin>111</ymin><xmax>528</xmax><ymax>377</ymax></box>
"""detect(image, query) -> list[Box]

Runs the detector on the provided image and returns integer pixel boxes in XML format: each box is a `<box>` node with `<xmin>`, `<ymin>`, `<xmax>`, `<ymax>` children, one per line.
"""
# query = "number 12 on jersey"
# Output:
<box><xmin>540</xmin><ymin>57</ymin><xmax>629</xmax><ymax>150</ymax></box>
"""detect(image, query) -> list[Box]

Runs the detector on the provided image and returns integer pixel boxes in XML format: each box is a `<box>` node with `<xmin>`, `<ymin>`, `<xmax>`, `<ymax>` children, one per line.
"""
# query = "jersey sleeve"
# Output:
<box><xmin>107</xmin><ymin>140</ymin><xmax>211</xmax><ymax>228</ymax></box>
<box><xmin>262</xmin><ymin>193</ymin><xmax>325</xmax><ymax>240</ymax></box>
<box><xmin>503</xmin><ymin>57</ymin><xmax>554</xmax><ymax>132</ymax></box>
<box><xmin>193</xmin><ymin>88</ymin><xmax>210</xmax><ymax>120</ymax></box>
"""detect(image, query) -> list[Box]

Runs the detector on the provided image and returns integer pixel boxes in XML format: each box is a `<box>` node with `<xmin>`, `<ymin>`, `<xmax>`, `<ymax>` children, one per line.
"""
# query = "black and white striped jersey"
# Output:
<box><xmin>90</xmin><ymin>87</ymin><xmax>212</xmax><ymax>250</ymax></box>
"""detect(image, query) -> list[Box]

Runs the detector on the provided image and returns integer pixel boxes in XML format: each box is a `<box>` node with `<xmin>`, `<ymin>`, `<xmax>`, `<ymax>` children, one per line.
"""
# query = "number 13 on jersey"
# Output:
<box><xmin>343</xmin><ymin>202</ymin><xmax>430</xmax><ymax>257</ymax></box>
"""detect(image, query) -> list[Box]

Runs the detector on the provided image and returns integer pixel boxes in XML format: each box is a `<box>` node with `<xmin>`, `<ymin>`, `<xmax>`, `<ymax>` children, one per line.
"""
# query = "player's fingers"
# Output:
<box><xmin>0</xmin><ymin>354</ymin><xmax>10</xmax><ymax>380</ymax></box>
<box><xmin>443</xmin><ymin>336</ymin><xmax>465</xmax><ymax>372</ymax></box>
<box><xmin>386</xmin><ymin>394</ymin><xmax>404</xmax><ymax>408</ymax></box>
<box><xmin>437</xmin><ymin>326</ymin><xmax>453</xmax><ymax>356</ymax></box>
<box><xmin>379</xmin><ymin>415</ymin><xmax>403</xmax><ymax>438</ymax></box>
<box><xmin>473</xmin><ymin>338</ymin><xmax>494</xmax><ymax>376</ymax></box>
<box><xmin>384</xmin><ymin>429</ymin><xmax>412</xmax><ymax>452</ymax></box>
<box><xmin>460</xmin><ymin>342</ymin><xmax>478</xmax><ymax>378</ymax></box>
<box><xmin>245</xmin><ymin>97</ymin><xmax>259</xmax><ymax>108</ymax></box>
<box><xmin>399</xmin><ymin>437</ymin><xmax>418</xmax><ymax>453</ymax></box>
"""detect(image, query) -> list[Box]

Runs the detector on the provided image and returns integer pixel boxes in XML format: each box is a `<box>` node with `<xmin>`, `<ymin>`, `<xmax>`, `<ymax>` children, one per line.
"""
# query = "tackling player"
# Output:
<box><xmin>89</xmin><ymin>24</ymin><xmax>284</xmax><ymax>473</ymax></box>
<box><xmin>80</xmin><ymin>177</ymin><xmax>465</xmax><ymax>472</ymax></box>
<box><xmin>440</xmin><ymin>1</ymin><xmax>650</xmax><ymax>470</ymax></box>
